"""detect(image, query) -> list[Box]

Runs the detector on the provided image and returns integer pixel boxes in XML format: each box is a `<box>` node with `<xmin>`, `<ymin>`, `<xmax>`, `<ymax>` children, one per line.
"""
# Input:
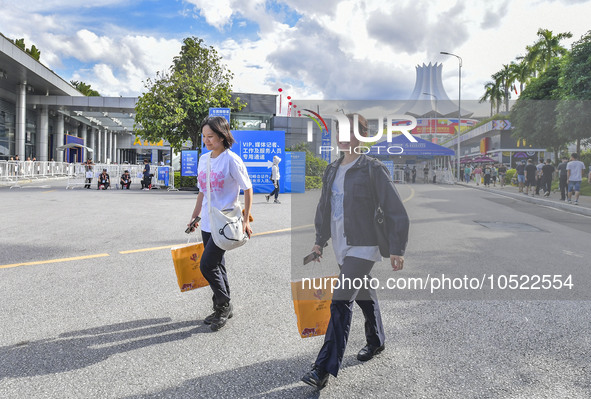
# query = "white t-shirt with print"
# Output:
<box><xmin>566</xmin><ymin>160</ymin><xmax>585</xmax><ymax>182</ymax></box>
<box><xmin>198</xmin><ymin>150</ymin><xmax>252</xmax><ymax>233</ymax></box>
<box><xmin>330</xmin><ymin>159</ymin><xmax>381</xmax><ymax>266</ymax></box>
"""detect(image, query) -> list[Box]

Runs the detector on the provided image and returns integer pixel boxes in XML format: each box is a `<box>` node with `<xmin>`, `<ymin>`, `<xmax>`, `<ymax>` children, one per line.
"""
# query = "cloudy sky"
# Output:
<box><xmin>1</xmin><ymin>0</ymin><xmax>590</xmax><ymax>104</ymax></box>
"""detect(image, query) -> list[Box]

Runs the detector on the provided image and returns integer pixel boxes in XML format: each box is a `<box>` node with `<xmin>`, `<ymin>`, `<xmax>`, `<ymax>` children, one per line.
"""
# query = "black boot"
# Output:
<box><xmin>301</xmin><ymin>364</ymin><xmax>329</xmax><ymax>390</ymax></box>
<box><xmin>210</xmin><ymin>302</ymin><xmax>232</xmax><ymax>331</ymax></box>
<box><xmin>204</xmin><ymin>303</ymin><xmax>234</xmax><ymax>325</ymax></box>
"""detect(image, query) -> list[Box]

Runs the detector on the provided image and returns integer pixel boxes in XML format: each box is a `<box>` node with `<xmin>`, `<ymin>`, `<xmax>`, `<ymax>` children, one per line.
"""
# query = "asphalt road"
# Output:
<box><xmin>1</xmin><ymin>182</ymin><xmax>590</xmax><ymax>398</ymax></box>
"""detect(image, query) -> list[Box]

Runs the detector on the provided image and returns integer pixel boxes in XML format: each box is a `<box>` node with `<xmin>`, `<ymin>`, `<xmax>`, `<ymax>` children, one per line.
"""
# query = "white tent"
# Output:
<box><xmin>56</xmin><ymin>143</ymin><xmax>94</xmax><ymax>153</ymax></box>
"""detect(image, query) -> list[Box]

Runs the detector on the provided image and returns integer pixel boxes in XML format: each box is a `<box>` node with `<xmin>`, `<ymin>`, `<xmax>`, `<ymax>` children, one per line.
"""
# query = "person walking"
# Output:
<box><xmin>423</xmin><ymin>165</ymin><xmax>429</xmax><ymax>183</ymax></box>
<box><xmin>566</xmin><ymin>153</ymin><xmax>586</xmax><ymax>205</ymax></box>
<box><xmin>464</xmin><ymin>164</ymin><xmax>472</xmax><ymax>183</ymax></box>
<box><xmin>483</xmin><ymin>164</ymin><xmax>492</xmax><ymax>187</ymax></box>
<box><xmin>557</xmin><ymin>156</ymin><xmax>569</xmax><ymax>201</ymax></box>
<box><xmin>187</xmin><ymin>116</ymin><xmax>253</xmax><ymax>331</ymax></box>
<box><xmin>141</xmin><ymin>158</ymin><xmax>151</xmax><ymax>190</ymax></box>
<box><xmin>541</xmin><ymin>159</ymin><xmax>555</xmax><ymax>197</ymax></box>
<box><xmin>472</xmin><ymin>165</ymin><xmax>482</xmax><ymax>186</ymax></box>
<box><xmin>491</xmin><ymin>164</ymin><xmax>498</xmax><ymax>187</ymax></box>
<box><xmin>516</xmin><ymin>161</ymin><xmax>526</xmax><ymax>192</ymax></box>
<box><xmin>525</xmin><ymin>159</ymin><xmax>537</xmax><ymax>197</ymax></box>
<box><xmin>301</xmin><ymin>114</ymin><xmax>409</xmax><ymax>390</ymax></box>
<box><xmin>266</xmin><ymin>155</ymin><xmax>281</xmax><ymax>204</ymax></box>
<box><xmin>411</xmin><ymin>166</ymin><xmax>417</xmax><ymax>183</ymax></box>
<box><xmin>497</xmin><ymin>164</ymin><xmax>507</xmax><ymax>188</ymax></box>
<box><xmin>535</xmin><ymin>158</ymin><xmax>545</xmax><ymax>195</ymax></box>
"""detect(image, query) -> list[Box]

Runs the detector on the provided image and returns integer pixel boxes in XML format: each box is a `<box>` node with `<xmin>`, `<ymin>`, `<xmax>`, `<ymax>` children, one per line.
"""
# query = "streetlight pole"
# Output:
<box><xmin>440</xmin><ymin>51</ymin><xmax>462</xmax><ymax>181</ymax></box>
<box><xmin>422</xmin><ymin>92</ymin><xmax>438</xmax><ymax>141</ymax></box>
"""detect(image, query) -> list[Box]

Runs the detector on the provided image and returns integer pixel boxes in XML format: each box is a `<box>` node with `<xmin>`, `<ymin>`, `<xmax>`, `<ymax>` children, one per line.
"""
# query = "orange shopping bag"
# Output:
<box><xmin>291</xmin><ymin>276</ymin><xmax>337</xmax><ymax>338</ymax></box>
<box><xmin>171</xmin><ymin>241</ymin><xmax>209</xmax><ymax>292</ymax></box>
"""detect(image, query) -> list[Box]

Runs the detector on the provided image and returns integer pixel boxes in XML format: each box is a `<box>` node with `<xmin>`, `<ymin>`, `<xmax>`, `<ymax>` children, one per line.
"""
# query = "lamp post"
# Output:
<box><xmin>422</xmin><ymin>92</ymin><xmax>438</xmax><ymax>141</ymax></box>
<box><xmin>440</xmin><ymin>51</ymin><xmax>462</xmax><ymax>181</ymax></box>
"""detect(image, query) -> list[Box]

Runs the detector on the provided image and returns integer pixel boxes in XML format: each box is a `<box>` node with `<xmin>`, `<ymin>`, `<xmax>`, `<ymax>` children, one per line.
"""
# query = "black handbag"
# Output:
<box><xmin>368</xmin><ymin>162</ymin><xmax>390</xmax><ymax>258</ymax></box>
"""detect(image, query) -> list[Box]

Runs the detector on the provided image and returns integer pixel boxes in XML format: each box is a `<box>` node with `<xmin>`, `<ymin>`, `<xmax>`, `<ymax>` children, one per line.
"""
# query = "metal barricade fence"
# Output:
<box><xmin>1</xmin><ymin>160</ymin><xmax>175</xmax><ymax>190</ymax></box>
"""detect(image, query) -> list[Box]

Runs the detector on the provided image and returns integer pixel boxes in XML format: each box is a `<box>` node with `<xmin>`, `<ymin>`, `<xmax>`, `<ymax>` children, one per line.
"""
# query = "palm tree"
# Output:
<box><xmin>492</xmin><ymin>64</ymin><xmax>515</xmax><ymax>113</ymax></box>
<box><xmin>524</xmin><ymin>28</ymin><xmax>572</xmax><ymax>76</ymax></box>
<box><xmin>479</xmin><ymin>81</ymin><xmax>503</xmax><ymax>116</ymax></box>
<box><xmin>509</xmin><ymin>59</ymin><xmax>531</xmax><ymax>94</ymax></box>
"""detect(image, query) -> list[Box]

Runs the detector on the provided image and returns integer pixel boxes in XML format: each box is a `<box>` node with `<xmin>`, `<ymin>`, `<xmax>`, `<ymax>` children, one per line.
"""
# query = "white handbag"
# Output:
<box><xmin>206</xmin><ymin>155</ymin><xmax>249</xmax><ymax>251</ymax></box>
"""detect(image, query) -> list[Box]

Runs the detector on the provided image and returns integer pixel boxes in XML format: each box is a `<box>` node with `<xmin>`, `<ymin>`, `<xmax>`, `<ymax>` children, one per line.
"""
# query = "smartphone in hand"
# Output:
<box><xmin>303</xmin><ymin>252</ymin><xmax>320</xmax><ymax>265</ymax></box>
<box><xmin>185</xmin><ymin>217</ymin><xmax>201</xmax><ymax>234</ymax></box>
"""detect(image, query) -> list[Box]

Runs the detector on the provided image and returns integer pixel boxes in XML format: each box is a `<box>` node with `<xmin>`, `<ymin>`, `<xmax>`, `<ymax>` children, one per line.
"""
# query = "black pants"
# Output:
<box><xmin>315</xmin><ymin>256</ymin><xmax>385</xmax><ymax>377</ymax></box>
<box><xmin>269</xmin><ymin>179</ymin><xmax>279</xmax><ymax>200</ymax></box>
<box><xmin>98</xmin><ymin>181</ymin><xmax>109</xmax><ymax>189</ymax></box>
<box><xmin>535</xmin><ymin>176</ymin><xmax>542</xmax><ymax>195</ymax></box>
<box><xmin>200</xmin><ymin>231</ymin><xmax>230</xmax><ymax>306</ymax></box>
<box><xmin>559</xmin><ymin>175</ymin><xmax>568</xmax><ymax>200</ymax></box>
<box><xmin>85</xmin><ymin>178</ymin><xmax>92</xmax><ymax>189</ymax></box>
<box><xmin>542</xmin><ymin>176</ymin><xmax>552</xmax><ymax>194</ymax></box>
<box><xmin>484</xmin><ymin>174</ymin><xmax>491</xmax><ymax>186</ymax></box>
<box><xmin>121</xmin><ymin>181</ymin><xmax>131</xmax><ymax>189</ymax></box>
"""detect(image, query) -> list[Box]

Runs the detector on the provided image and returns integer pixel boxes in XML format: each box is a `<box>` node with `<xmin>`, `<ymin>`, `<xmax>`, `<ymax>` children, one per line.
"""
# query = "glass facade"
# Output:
<box><xmin>0</xmin><ymin>99</ymin><xmax>15</xmax><ymax>160</ymax></box>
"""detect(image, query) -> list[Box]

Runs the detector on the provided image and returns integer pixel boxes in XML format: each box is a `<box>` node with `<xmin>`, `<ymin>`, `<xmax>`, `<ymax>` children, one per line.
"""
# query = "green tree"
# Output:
<box><xmin>511</xmin><ymin>57</ymin><xmax>566</xmax><ymax>161</ymax></box>
<box><xmin>556</xmin><ymin>30</ymin><xmax>591</xmax><ymax>154</ymax></box>
<box><xmin>10</xmin><ymin>38</ymin><xmax>41</xmax><ymax>60</ymax></box>
<box><xmin>70</xmin><ymin>80</ymin><xmax>100</xmax><ymax>96</ymax></box>
<box><xmin>509</xmin><ymin>59</ymin><xmax>531</xmax><ymax>94</ymax></box>
<box><xmin>479</xmin><ymin>81</ymin><xmax>503</xmax><ymax>116</ymax></box>
<box><xmin>492</xmin><ymin>64</ymin><xmax>515</xmax><ymax>113</ymax></box>
<box><xmin>134</xmin><ymin>37</ymin><xmax>245</xmax><ymax>153</ymax></box>
<box><xmin>524</xmin><ymin>28</ymin><xmax>572</xmax><ymax>75</ymax></box>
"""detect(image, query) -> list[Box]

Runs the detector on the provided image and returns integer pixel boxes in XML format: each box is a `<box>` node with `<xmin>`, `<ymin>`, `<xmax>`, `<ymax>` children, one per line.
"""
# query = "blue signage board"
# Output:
<box><xmin>286</xmin><ymin>151</ymin><xmax>306</xmax><ymax>193</ymax></box>
<box><xmin>382</xmin><ymin>160</ymin><xmax>395</xmax><ymax>180</ymax></box>
<box><xmin>321</xmin><ymin>129</ymin><xmax>331</xmax><ymax>163</ymax></box>
<box><xmin>201</xmin><ymin>130</ymin><xmax>286</xmax><ymax>194</ymax></box>
<box><xmin>209</xmin><ymin>107</ymin><xmax>231</xmax><ymax>123</ymax></box>
<box><xmin>181</xmin><ymin>150</ymin><xmax>198</xmax><ymax>177</ymax></box>
<box><xmin>158</xmin><ymin>167</ymin><xmax>170</xmax><ymax>186</ymax></box>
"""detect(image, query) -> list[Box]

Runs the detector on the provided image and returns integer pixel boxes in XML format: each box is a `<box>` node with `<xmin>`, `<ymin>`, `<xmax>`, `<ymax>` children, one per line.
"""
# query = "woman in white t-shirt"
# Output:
<box><xmin>188</xmin><ymin>116</ymin><xmax>253</xmax><ymax>332</ymax></box>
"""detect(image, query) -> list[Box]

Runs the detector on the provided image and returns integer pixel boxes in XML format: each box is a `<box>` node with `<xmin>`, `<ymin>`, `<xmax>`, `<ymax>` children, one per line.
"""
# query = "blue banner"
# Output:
<box><xmin>232</xmin><ymin>131</ymin><xmax>285</xmax><ymax>194</ymax></box>
<box><xmin>181</xmin><ymin>150</ymin><xmax>198</xmax><ymax>177</ymax></box>
<box><xmin>382</xmin><ymin>160</ymin><xmax>394</xmax><ymax>180</ymax></box>
<box><xmin>321</xmin><ymin>129</ymin><xmax>331</xmax><ymax>163</ymax></box>
<box><xmin>209</xmin><ymin>107</ymin><xmax>231</xmax><ymax>123</ymax></box>
<box><xmin>287</xmin><ymin>151</ymin><xmax>306</xmax><ymax>193</ymax></box>
<box><xmin>158</xmin><ymin>167</ymin><xmax>170</xmax><ymax>186</ymax></box>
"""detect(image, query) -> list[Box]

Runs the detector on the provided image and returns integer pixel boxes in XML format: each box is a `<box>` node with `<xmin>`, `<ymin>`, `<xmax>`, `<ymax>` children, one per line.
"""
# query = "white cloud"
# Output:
<box><xmin>184</xmin><ymin>0</ymin><xmax>234</xmax><ymax>30</ymax></box>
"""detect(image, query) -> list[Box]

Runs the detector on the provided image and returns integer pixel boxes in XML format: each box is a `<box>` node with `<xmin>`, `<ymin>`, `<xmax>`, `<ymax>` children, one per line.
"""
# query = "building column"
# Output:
<box><xmin>16</xmin><ymin>82</ymin><xmax>27</xmax><ymax>158</ymax></box>
<box><xmin>103</xmin><ymin>129</ymin><xmax>108</xmax><ymax>163</ymax></box>
<box><xmin>55</xmin><ymin>113</ymin><xmax>64</xmax><ymax>162</ymax></box>
<box><xmin>39</xmin><ymin>106</ymin><xmax>49</xmax><ymax>161</ymax></box>
<box><xmin>113</xmin><ymin>133</ymin><xmax>118</xmax><ymax>164</ymax></box>
<box><xmin>89</xmin><ymin>127</ymin><xmax>95</xmax><ymax>160</ymax></box>
<box><xmin>81</xmin><ymin>124</ymin><xmax>88</xmax><ymax>161</ymax></box>
<box><xmin>97</xmin><ymin>129</ymin><xmax>102</xmax><ymax>163</ymax></box>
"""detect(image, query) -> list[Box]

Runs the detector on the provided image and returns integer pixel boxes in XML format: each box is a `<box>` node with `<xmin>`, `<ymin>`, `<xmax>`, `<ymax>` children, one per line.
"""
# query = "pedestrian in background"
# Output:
<box><xmin>491</xmin><ymin>164</ymin><xmax>498</xmax><ymax>187</ymax></box>
<box><xmin>566</xmin><ymin>153</ymin><xmax>586</xmax><ymax>205</ymax></box>
<box><xmin>472</xmin><ymin>165</ymin><xmax>482</xmax><ymax>186</ymax></box>
<box><xmin>497</xmin><ymin>164</ymin><xmax>507</xmax><ymax>187</ymax></box>
<box><xmin>525</xmin><ymin>159</ymin><xmax>537</xmax><ymax>197</ymax></box>
<box><xmin>141</xmin><ymin>158</ymin><xmax>151</xmax><ymax>190</ymax></box>
<box><xmin>535</xmin><ymin>158</ymin><xmax>545</xmax><ymax>195</ymax></box>
<box><xmin>411</xmin><ymin>166</ymin><xmax>417</xmax><ymax>184</ymax></box>
<box><xmin>516</xmin><ymin>161</ymin><xmax>526</xmax><ymax>192</ymax></box>
<box><xmin>541</xmin><ymin>159</ymin><xmax>555</xmax><ymax>197</ymax></box>
<box><xmin>266</xmin><ymin>155</ymin><xmax>281</xmax><ymax>204</ymax></box>
<box><xmin>464</xmin><ymin>164</ymin><xmax>472</xmax><ymax>183</ymax></box>
<box><xmin>483</xmin><ymin>164</ymin><xmax>492</xmax><ymax>187</ymax></box>
<box><xmin>557</xmin><ymin>156</ymin><xmax>569</xmax><ymax>201</ymax></box>
<box><xmin>423</xmin><ymin>165</ymin><xmax>429</xmax><ymax>183</ymax></box>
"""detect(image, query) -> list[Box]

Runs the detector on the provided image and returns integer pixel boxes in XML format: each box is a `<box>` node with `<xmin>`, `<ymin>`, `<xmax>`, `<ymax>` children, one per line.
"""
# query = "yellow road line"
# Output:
<box><xmin>0</xmin><ymin>253</ymin><xmax>110</xmax><ymax>269</ymax></box>
<box><xmin>403</xmin><ymin>187</ymin><xmax>415</xmax><ymax>203</ymax></box>
<box><xmin>4</xmin><ymin>190</ymin><xmax>416</xmax><ymax>266</ymax></box>
<box><xmin>119</xmin><ymin>245</ymin><xmax>176</xmax><ymax>254</ymax></box>
<box><xmin>42</xmin><ymin>189</ymin><xmax>56</xmax><ymax>193</ymax></box>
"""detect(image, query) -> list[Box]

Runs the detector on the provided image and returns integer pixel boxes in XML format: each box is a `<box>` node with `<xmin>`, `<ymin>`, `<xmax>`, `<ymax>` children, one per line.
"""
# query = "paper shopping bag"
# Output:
<box><xmin>171</xmin><ymin>242</ymin><xmax>209</xmax><ymax>292</ymax></box>
<box><xmin>291</xmin><ymin>276</ymin><xmax>337</xmax><ymax>338</ymax></box>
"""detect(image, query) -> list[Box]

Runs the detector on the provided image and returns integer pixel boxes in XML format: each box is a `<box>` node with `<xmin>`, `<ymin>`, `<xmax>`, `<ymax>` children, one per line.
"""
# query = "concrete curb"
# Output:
<box><xmin>456</xmin><ymin>182</ymin><xmax>591</xmax><ymax>217</ymax></box>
